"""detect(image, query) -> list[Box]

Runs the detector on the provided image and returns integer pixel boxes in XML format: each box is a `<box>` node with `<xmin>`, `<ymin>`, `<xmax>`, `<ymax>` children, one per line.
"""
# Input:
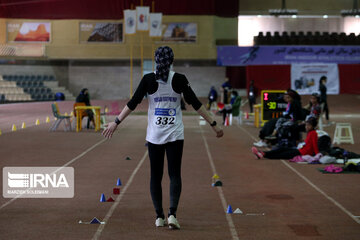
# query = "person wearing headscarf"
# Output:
<box><xmin>253</xmin><ymin>89</ymin><xmax>303</xmax><ymax>148</ymax></box>
<box><xmin>252</xmin><ymin>117</ymin><xmax>319</xmax><ymax>159</ymax></box>
<box><xmin>207</xmin><ymin>86</ymin><xmax>218</xmax><ymax>110</ymax></box>
<box><xmin>76</xmin><ymin>88</ymin><xmax>94</xmax><ymax>129</ymax></box>
<box><xmin>319</xmin><ymin>76</ymin><xmax>329</xmax><ymax>124</ymax></box>
<box><xmin>102</xmin><ymin>46</ymin><xmax>223</xmax><ymax>229</ymax></box>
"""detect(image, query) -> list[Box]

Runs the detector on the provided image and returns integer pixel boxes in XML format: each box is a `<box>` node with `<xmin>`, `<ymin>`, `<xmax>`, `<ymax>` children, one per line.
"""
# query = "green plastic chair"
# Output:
<box><xmin>49</xmin><ymin>103</ymin><xmax>71</xmax><ymax>132</ymax></box>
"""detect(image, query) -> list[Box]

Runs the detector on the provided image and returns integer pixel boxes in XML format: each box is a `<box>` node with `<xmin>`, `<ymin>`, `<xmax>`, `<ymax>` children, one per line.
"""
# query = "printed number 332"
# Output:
<box><xmin>155</xmin><ymin>117</ymin><xmax>175</xmax><ymax>125</ymax></box>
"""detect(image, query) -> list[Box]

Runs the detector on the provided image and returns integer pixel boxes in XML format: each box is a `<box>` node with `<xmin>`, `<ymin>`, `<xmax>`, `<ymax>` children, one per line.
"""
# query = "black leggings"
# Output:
<box><xmin>148</xmin><ymin>140</ymin><xmax>183</xmax><ymax>219</ymax></box>
<box><xmin>264</xmin><ymin>147</ymin><xmax>301</xmax><ymax>159</ymax></box>
<box><xmin>85</xmin><ymin>109</ymin><xmax>94</xmax><ymax>129</ymax></box>
<box><xmin>323</xmin><ymin>101</ymin><xmax>329</xmax><ymax>120</ymax></box>
<box><xmin>259</xmin><ymin>118</ymin><xmax>278</xmax><ymax>140</ymax></box>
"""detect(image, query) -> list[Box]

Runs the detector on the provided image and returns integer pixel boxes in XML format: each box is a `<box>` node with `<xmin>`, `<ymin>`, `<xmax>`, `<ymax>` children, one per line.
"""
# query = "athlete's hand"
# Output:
<box><xmin>212</xmin><ymin>125</ymin><xmax>224</xmax><ymax>138</ymax></box>
<box><xmin>102</xmin><ymin>122</ymin><xmax>118</xmax><ymax>139</ymax></box>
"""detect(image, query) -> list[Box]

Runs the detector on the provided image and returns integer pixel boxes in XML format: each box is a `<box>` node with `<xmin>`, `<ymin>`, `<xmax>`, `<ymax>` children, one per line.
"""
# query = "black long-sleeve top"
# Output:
<box><xmin>319</xmin><ymin>83</ymin><xmax>327</xmax><ymax>102</ymax></box>
<box><xmin>76</xmin><ymin>93</ymin><xmax>91</xmax><ymax>106</ymax></box>
<box><xmin>127</xmin><ymin>72</ymin><xmax>202</xmax><ymax>111</ymax></box>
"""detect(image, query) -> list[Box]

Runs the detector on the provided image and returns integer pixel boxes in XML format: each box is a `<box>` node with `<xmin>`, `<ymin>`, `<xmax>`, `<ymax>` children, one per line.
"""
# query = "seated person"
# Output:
<box><xmin>303</xmin><ymin>93</ymin><xmax>321</xmax><ymax>120</ymax></box>
<box><xmin>230</xmin><ymin>91</ymin><xmax>242</xmax><ymax>119</ymax></box>
<box><xmin>220</xmin><ymin>90</ymin><xmax>241</xmax><ymax>125</ymax></box>
<box><xmin>75</xmin><ymin>88</ymin><xmax>95</xmax><ymax>129</ymax></box>
<box><xmin>254</xmin><ymin>89</ymin><xmax>303</xmax><ymax>147</ymax></box>
<box><xmin>252</xmin><ymin>117</ymin><xmax>319</xmax><ymax>159</ymax></box>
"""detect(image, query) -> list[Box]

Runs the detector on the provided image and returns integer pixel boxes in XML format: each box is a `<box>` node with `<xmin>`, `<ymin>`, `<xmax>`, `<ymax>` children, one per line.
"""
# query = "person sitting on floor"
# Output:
<box><xmin>253</xmin><ymin>89</ymin><xmax>303</xmax><ymax>147</ymax></box>
<box><xmin>252</xmin><ymin>117</ymin><xmax>319</xmax><ymax>160</ymax></box>
<box><xmin>294</xmin><ymin>92</ymin><xmax>322</xmax><ymax>135</ymax></box>
<box><xmin>76</xmin><ymin>88</ymin><xmax>95</xmax><ymax>129</ymax></box>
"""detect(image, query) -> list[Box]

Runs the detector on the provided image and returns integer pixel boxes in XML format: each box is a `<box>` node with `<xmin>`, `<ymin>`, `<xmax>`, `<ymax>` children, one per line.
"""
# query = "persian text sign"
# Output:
<box><xmin>217</xmin><ymin>46</ymin><xmax>360</xmax><ymax>66</ymax></box>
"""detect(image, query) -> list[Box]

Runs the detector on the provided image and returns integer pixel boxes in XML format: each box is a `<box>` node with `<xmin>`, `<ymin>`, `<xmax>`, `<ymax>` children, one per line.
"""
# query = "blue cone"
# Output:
<box><xmin>227</xmin><ymin>205</ymin><xmax>233</xmax><ymax>214</ymax></box>
<box><xmin>90</xmin><ymin>217</ymin><xmax>101</xmax><ymax>224</ymax></box>
<box><xmin>100</xmin><ymin>193</ymin><xmax>106</xmax><ymax>202</ymax></box>
<box><xmin>116</xmin><ymin>178</ymin><xmax>122</xmax><ymax>186</ymax></box>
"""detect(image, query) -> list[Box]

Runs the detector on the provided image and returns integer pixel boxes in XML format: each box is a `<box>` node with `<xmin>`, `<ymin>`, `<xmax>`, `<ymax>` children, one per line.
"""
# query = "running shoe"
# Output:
<box><xmin>168</xmin><ymin>215</ymin><xmax>180</xmax><ymax>229</ymax></box>
<box><xmin>252</xmin><ymin>147</ymin><xmax>264</xmax><ymax>159</ymax></box>
<box><xmin>253</xmin><ymin>140</ymin><xmax>268</xmax><ymax>147</ymax></box>
<box><xmin>155</xmin><ymin>218</ymin><xmax>166</xmax><ymax>227</ymax></box>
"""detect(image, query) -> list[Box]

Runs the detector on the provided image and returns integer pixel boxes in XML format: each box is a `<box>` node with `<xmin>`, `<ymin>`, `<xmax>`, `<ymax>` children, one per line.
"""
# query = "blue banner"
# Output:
<box><xmin>155</xmin><ymin>108</ymin><xmax>176</xmax><ymax>116</ymax></box>
<box><xmin>217</xmin><ymin>46</ymin><xmax>360</xmax><ymax>66</ymax></box>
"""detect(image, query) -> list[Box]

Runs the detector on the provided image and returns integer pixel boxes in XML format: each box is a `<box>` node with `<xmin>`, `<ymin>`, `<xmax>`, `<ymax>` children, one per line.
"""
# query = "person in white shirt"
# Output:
<box><xmin>102</xmin><ymin>46</ymin><xmax>223</xmax><ymax>229</ymax></box>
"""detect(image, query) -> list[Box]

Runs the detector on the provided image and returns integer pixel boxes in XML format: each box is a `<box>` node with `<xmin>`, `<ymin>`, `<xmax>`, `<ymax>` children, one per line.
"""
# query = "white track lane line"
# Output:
<box><xmin>281</xmin><ymin>160</ymin><xmax>360</xmax><ymax>224</ymax></box>
<box><xmin>200</xmin><ymin>128</ymin><xmax>240</xmax><ymax>240</ymax></box>
<box><xmin>0</xmin><ymin>138</ymin><xmax>107</xmax><ymax>210</ymax></box>
<box><xmin>236</xmin><ymin>125</ymin><xmax>360</xmax><ymax>225</ymax></box>
<box><xmin>92</xmin><ymin>150</ymin><xmax>148</xmax><ymax>240</ymax></box>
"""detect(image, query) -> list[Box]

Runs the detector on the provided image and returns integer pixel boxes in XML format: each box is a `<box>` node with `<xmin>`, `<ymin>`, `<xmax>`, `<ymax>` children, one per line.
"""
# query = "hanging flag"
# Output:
<box><xmin>124</xmin><ymin>10</ymin><xmax>136</xmax><ymax>34</ymax></box>
<box><xmin>136</xmin><ymin>6</ymin><xmax>150</xmax><ymax>31</ymax></box>
<box><xmin>149</xmin><ymin>13</ymin><xmax>162</xmax><ymax>37</ymax></box>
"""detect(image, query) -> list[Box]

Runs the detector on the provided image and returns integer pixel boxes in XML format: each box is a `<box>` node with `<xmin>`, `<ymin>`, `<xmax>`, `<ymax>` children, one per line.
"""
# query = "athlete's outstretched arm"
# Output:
<box><xmin>177</xmin><ymin>74</ymin><xmax>223</xmax><ymax>138</ymax></box>
<box><xmin>197</xmin><ymin>105</ymin><xmax>224</xmax><ymax>138</ymax></box>
<box><xmin>102</xmin><ymin>105</ymin><xmax>132</xmax><ymax>139</ymax></box>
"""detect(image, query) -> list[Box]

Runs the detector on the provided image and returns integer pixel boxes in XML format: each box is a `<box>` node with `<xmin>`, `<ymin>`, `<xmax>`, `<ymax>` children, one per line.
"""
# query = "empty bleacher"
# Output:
<box><xmin>254</xmin><ymin>31</ymin><xmax>360</xmax><ymax>45</ymax></box>
<box><xmin>0</xmin><ymin>74</ymin><xmax>57</xmax><ymax>103</ymax></box>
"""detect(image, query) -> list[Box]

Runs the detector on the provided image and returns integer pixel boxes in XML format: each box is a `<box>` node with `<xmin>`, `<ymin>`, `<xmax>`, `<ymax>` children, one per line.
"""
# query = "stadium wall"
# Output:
<box><xmin>0</xmin><ymin>62</ymin><xmax>225</xmax><ymax>99</ymax></box>
<box><xmin>0</xmin><ymin>16</ymin><xmax>237</xmax><ymax>60</ymax></box>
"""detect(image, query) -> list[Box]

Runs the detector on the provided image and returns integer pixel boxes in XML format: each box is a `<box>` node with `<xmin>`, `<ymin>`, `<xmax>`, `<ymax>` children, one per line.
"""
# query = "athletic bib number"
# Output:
<box><xmin>154</xmin><ymin>108</ymin><xmax>176</xmax><ymax>126</ymax></box>
<box><xmin>155</xmin><ymin>116</ymin><xmax>175</xmax><ymax>126</ymax></box>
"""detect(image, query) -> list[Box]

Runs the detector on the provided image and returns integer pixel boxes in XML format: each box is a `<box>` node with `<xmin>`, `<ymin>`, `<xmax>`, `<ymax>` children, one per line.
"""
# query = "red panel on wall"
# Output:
<box><xmin>246</xmin><ymin>65</ymin><xmax>291</xmax><ymax>96</ymax></box>
<box><xmin>226</xmin><ymin>66</ymin><xmax>247</xmax><ymax>89</ymax></box>
<box><xmin>0</xmin><ymin>0</ymin><xmax>239</xmax><ymax>19</ymax></box>
<box><xmin>338</xmin><ymin>64</ymin><xmax>360</xmax><ymax>94</ymax></box>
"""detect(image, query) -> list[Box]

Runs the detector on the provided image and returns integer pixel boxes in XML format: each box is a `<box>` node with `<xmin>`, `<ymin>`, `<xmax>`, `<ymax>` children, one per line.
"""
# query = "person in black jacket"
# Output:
<box><xmin>319</xmin><ymin>76</ymin><xmax>329</xmax><ymax>124</ymax></box>
<box><xmin>253</xmin><ymin>89</ymin><xmax>303</xmax><ymax>148</ymax></box>
<box><xmin>76</xmin><ymin>88</ymin><xmax>95</xmax><ymax>129</ymax></box>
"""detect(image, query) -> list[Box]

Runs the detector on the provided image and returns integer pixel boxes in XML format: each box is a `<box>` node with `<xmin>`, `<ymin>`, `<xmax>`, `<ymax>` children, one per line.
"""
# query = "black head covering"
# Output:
<box><xmin>319</xmin><ymin>76</ymin><xmax>327</xmax><ymax>85</ymax></box>
<box><xmin>285</xmin><ymin>88</ymin><xmax>301</xmax><ymax>102</ymax></box>
<box><xmin>311</xmin><ymin>92</ymin><xmax>320</xmax><ymax>103</ymax></box>
<box><xmin>155</xmin><ymin>46</ymin><xmax>174</xmax><ymax>82</ymax></box>
<box><xmin>80</xmin><ymin>88</ymin><xmax>88</xmax><ymax>95</ymax></box>
<box><xmin>306</xmin><ymin>117</ymin><xmax>318</xmax><ymax>128</ymax></box>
